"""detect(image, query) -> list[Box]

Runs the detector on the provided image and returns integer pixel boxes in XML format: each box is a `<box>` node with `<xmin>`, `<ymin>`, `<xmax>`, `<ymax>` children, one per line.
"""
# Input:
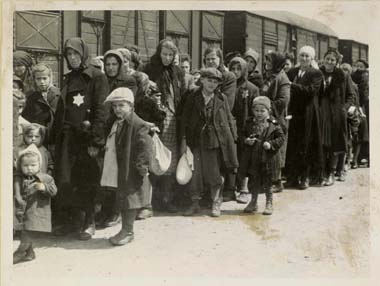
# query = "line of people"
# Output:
<box><xmin>12</xmin><ymin>37</ymin><xmax>369</xmax><ymax>264</ymax></box>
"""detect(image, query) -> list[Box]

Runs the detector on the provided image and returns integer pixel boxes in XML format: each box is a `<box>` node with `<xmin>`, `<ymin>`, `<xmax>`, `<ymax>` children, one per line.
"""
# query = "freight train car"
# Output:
<box><xmin>338</xmin><ymin>39</ymin><xmax>369</xmax><ymax>66</ymax></box>
<box><xmin>13</xmin><ymin>10</ymin><xmax>367</xmax><ymax>86</ymax></box>
<box><xmin>223</xmin><ymin>11</ymin><xmax>339</xmax><ymax>71</ymax></box>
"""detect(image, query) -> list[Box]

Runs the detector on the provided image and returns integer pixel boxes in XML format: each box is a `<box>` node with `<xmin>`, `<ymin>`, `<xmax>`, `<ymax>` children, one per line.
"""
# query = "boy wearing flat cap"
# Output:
<box><xmin>99</xmin><ymin>87</ymin><xmax>153</xmax><ymax>246</ymax></box>
<box><xmin>238</xmin><ymin>96</ymin><xmax>285</xmax><ymax>215</ymax></box>
<box><xmin>181</xmin><ymin>67</ymin><xmax>238</xmax><ymax>217</ymax></box>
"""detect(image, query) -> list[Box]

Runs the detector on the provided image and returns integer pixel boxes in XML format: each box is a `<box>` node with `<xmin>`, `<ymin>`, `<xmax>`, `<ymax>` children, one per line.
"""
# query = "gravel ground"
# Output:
<box><xmin>10</xmin><ymin>168</ymin><xmax>370</xmax><ymax>285</ymax></box>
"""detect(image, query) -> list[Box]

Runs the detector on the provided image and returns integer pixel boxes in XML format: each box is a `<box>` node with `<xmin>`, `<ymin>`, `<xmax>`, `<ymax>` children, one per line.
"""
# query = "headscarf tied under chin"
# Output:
<box><xmin>265</xmin><ymin>51</ymin><xmax>286</xmax><ymax>75</ymax></box>
<box><xmin>64</xmin><ymin>37</ymin><xmax>90</xmax><ymax>70</ymax></box>
<box><xmin>228</xmin><ymin>57</ymin><xmax>248</xmax><ymax>85</ymax></box>
<box><xmin>299</xmin><ymin>45</ymin><xmax>319</xmax><ymax>69</ymax></box>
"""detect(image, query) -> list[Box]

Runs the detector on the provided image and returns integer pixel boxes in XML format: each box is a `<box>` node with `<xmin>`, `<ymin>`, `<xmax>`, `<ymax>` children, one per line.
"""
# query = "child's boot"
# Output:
<box><xmin>263</xmin><ymin>192</ymin><xmax>273</xmax><ymax>215</ymax></box>
<box><xmin>109</xmin><ymin>209</ymin><xmax>136</xmax><ymax>246</ymax></box>
<box><xmin>13</xmin><ymin>243</ymin><xmax>30</xmax><ymax>264</ymax></box>
<box><xmin>211</xmin><ymin>187</ymin><xmax>222</xmax><ymax>217</ymax></box>
<box><xmin>244</xmin><ymin>192</ymin><xmax>258</xmax><ymax>213</ymax></box>
<box><xmin>183</xmin><ymin>200</ymin><xmax>201</xmax><ymax>216</ymax></box>
<box><xmin>23</xmin><ymin>244</ymin><xmax>36</xmax><ymax>261</ymax></box>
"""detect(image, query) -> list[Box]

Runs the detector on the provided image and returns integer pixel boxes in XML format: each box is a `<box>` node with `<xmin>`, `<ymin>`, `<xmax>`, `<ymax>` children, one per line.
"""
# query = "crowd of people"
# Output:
<box><xmin>12</xmin><ymin>37</ymin><xmax>369</xmax><ymax>264</ymax></box>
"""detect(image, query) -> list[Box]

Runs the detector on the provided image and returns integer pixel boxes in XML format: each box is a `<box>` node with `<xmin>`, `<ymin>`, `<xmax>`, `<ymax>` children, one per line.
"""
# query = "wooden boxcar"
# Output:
<box><xmin>338</xmin><ymin>39</ymin><xmax>369</xmax><ymax>66</ymax></box>
<box><xmin>223</xmin><ymin>11</ymin><xmax>339</xmax><ymax>71</ymax></box>
<box><xmin>14</xmin><ymin>10</ymin><xmax>367</xmax><ymax>86</ymax></box>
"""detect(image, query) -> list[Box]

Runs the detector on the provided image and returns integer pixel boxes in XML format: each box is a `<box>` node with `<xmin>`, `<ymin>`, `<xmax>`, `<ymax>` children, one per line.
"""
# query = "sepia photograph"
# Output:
<box><xmin>1</xmin><ymin>1</ymin><xmax>379</xmax><ymax>286</ymax></box>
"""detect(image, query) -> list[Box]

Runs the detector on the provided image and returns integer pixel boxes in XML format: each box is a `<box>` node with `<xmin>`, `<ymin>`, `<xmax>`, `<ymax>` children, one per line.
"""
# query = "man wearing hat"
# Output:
<box><xmin>99</xmin><ymin>87</ymin><xmax>153</xmax><ymax>245</ymax></box>
<box><xmin>180</xmin><ymin>67</ymin><xmax>238</xmax><ymax>217</ymax></box>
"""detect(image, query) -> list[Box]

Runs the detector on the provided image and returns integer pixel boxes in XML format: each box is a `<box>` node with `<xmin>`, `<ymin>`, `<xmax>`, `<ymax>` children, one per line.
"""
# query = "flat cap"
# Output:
<box><xmin>104</xmin><ymin>87</ymin><xmax>134</xmax><ymax>104</ymax></box>
<box><xmin>200</xmin><ymin>67</ymin><xmax>223</xmax><ymax>81</ymax></box>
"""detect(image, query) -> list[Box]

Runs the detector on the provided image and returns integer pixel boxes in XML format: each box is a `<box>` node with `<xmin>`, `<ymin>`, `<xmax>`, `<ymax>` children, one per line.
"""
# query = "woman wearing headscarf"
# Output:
<box><xmin>319</xmin><ymin>49</ymin><xmax>355</xmax><ymax>185</ymax></box>
<box><xmin>244</xmin><ymin>48</ymin><xmax>264</xmax><ymax>88</ymax></box>
<box><xmin>228</xmin><ymin>56</ymin><xmax>259</xmax><ymax>203</ymax></box>
<box><xmin>143</xmin><ymin>39</ymin><xmax>186</xmax><ymax>212</ymax></box>
<box><xmin>203</xmin><ymin>47</ymin><xmax>237</xmax><ymax>201</ymax></box>
<box><xmin>285</xmin><ymin>46</ymin><xmax>324</xmax><ymax>190</ymax></box>
<box><xmin>261</xmin><ymin>51</ymin><xmax>291</xmax><ymax>193</ymax></box>
<box><xmin>13</xmin><ymin>50</ymin><xmax>35</xmax><ymax>95</ymax></box>
<box><xmin>51</xmin><ymin>37</ymin><xmax>109</xmax><ymax>240</ymax></box>
<box><xmin>103</xmin><ymin>49</ymin><xmax>137</xmax><ymax>94</ymax></box>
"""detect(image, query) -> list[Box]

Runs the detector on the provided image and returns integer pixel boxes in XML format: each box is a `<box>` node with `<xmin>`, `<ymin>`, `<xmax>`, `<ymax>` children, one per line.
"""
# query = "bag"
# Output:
<box><xmin>176</xmin><ymin>147</ymin><xmax>194</xmax><ymax>185</ymax></box>
<box><xmin>149</xmin><ymin>133</ymin><xmax>172</xmax><ymax>175</ymax></box>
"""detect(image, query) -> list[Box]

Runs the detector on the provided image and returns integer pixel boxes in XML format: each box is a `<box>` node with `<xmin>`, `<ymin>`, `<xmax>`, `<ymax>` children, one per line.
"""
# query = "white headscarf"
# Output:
<box><xmin>299</xmin><ymin>46</ymin><xmax>319</xmax><ymax>69</ymax></box>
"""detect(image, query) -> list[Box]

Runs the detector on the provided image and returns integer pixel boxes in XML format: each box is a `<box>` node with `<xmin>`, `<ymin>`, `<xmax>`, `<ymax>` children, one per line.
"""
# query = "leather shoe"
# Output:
<box><xmin>299</xmin><ymin>178</ymin><xmax>309</xmax><ymax>190</ymax></box>
<box><xmin>109</xmin><ymin>230</ymin><xmax>134</xmax><ymax>246</ymax></box>
<box><xmin>104</xmin><ymin>213</ymin><xmax>121</xmax><ymax>227</ymax></box>
<box><xmin>244</xmin><ymin>200</ymin><xmax>258</xmax><ymax>213</ymax></box>
<box><xmin>136</xmin><ymin>208</ymin><xmax>153</xmax><ymax>220</ymax></box>
<box><xmin>211</xmin><ymin>202</ymin><xmax>221</xmax><ymax>217</ymax></box>
<box><xmin>183</xmin><ymin>201</ymin><xmax>201</xmax><ymax>216</ymax></box>
<box><xmin>24</xmin><ymin>245</ymin><xmax>36</xmax><ymax>261</ymax></box>
<box><xmin>271</xmin><ymin>181</ymin><xmax>284</xmax><ymax>193</ymax></box>
<box><xmin>236</xmin><ymin>192</ymin><xmax>249</xmax><ymax>204</ymax></box>
<box><xmin>78</xmin><ymin>224</ymin><xmax>95</xmax><ymax>241</ymax></box>
<box><xmin>324</xmin><ymin>174</ymin><xmax>335</xmax><ymax>186</ymax></box>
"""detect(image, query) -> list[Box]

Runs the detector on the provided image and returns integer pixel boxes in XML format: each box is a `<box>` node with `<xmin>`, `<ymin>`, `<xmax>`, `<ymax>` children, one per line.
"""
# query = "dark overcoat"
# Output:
<box><xmin>22</xmin><ymin>86</ymin><xmax>60</xmax><ymax>137</ymax></box>
<box><xmin>181</xmin><ymin>88</ymin><xmax>239</xmax><ymax>171</ymax></box>
<box><xmin>220</xmin><ymin>70</ymin><xmax>237</xmax><ymax>110</ymax></box>
<box><xmin>14</xmin><ymin>172</ymin><xmax>57</xmax><ymax>232</ymax></box>
<box><xmin>51</xmin><ymin>66</ymin><xmax>109</xmax><ymax>208</ymax></box>
<box><xmin>238</xmin><ymin>117</ymin><xmax>285</xmax><ymax>179</ymax></box>
<box><xmin>104</xmin><ymin>113</ymin><xmax>153</xmax><ymax>209</ymax></box>
<box><xmin>261</xmin><ymin>70</ymin><xmax>291</xmax><ymax>168</ymax></box>
<box><xmin>232</xmin><ymin>78</ymin><xmax>259</xmax><ymax>140</ymax></box>
<box><xmin>286</xmin><ymin>66</ymin><xmax>324</xmax><ymax>167</ymax></box>
<box><xmin>319</xmin><ymin>66</ymin><xmax>354</xmax><ymax>152</ymax></box>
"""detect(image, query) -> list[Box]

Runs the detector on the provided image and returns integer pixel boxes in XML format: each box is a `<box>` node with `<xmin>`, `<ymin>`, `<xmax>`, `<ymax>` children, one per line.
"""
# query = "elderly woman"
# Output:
<box><xmin>51</xmin><ymin>37</ymin><xmax>109</xmax><ymax>240</ymax></box>
<box><xmin>285</xmin><ymin>46</ymin><xmax>324</xmax><ymax>190</ymax></box>
<box><xmin>319</xmin><ymin>50</ymin><xmax>354</xmax><ymax>185</ymax></box>
<box><xmin>13</xmin><ymin>50</ymin><xmax>35</xmax><ymax>95</ymax></box>
<box><xmin>144</xmin><ymin>39</ymin><xmax>186</xmax><ymax>212</ymax></box>
<box><xmin>261</xmin><ymin>51</ymin><xmax>291</xmax><ymax>193</ymax></box>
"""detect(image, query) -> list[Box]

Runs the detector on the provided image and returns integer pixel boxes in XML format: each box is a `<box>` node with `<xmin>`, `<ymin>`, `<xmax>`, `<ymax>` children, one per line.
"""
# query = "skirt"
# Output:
<box><xmin>159</xmin><ymin>109</ymin><xmax>178</xmax><ymax>175</ymax></box>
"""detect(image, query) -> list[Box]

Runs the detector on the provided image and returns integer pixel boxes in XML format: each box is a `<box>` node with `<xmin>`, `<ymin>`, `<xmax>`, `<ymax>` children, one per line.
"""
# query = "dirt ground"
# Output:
<box><xmin>10</xmin><ymin>167</ymin><xmax>370</xmax><ymax>284</ymax></box>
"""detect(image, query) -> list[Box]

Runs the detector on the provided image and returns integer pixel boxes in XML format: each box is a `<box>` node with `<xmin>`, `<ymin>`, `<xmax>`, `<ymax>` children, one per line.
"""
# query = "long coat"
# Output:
<box><xmin>51</xmin><ymin>66</ymin><xmax>109</xmax><ymax>208</ymax></box>
<box><xmin>319</xmin><ymin>66</ymin><xmax>354</xmax><ymax>152</ymax></box>
<box><xmin>261</xmin><ymin>70</ymin><xmax>291</xmax><ymax>168</ymax></box>
<box><xmin>238</xmin><ymin>117</ymin><xmax>285</xmax><ymax>180</ymax></box>
<box><xmin>286</xmin><ymin>66</ymin><xmax>324</xmax><ymax>169</ymax></box>
<box><xmin>181</xmin><ymin>88</ymin><xmax>239</xmax><ymax>171</ymax></box>
<box><xmin>232</xmin><ymin>78</ymin><xmax>259</xmax><ymax>140</ymax></box>
<box><xmin>22</xmin><ymin>86</ymin><xmax>60</xmax><ymax>138</ymax></box>
<box><xmin>14</xmin><ymin>172</ymin><xmax>57</xmax><ymax>232</ymax></box>
<box><xmin>104</xmin><ymin>113</ymin><xmax>153</xmax><ymax>209</ymax></box>
<box><xmin>220</xmin><ymin>70</ymin><xmax>237</xmax><ymax>110</ymax></box>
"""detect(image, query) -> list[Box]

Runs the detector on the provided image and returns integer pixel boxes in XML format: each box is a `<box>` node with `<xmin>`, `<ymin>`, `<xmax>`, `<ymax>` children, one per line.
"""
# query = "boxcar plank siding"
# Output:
<box><xmin>111</xmin><ymin>11</ymin><xmax>135</xmax><ymax>49</ymax></box>
<box><xmin>277</xmin><ymin>23</ymin><xmax>288</xmax><ymax>53</ymax></box>
<box><xmin>246</xmin><ymin>14</ymin><xmax>262</xmax><ymax>55</ymax></box>
<box><xmin>223</xmin><ymin>12</ymin><xmax>244</xmax><ymax>53</ymax></box>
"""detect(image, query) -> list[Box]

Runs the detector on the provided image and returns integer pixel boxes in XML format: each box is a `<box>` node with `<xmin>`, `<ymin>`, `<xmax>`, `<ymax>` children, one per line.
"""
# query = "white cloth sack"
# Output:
<box><xmin>100</xmin><ymin>122</ymin><xmax>119</xmax><ymax>188</ymax></box>
<box><xmin>150</xmin><ymin>133</ymin><xmax>172</xmax><ymax>175</ymax></box>
<box><xmin>176</xmin><ymin>147</ymin><xmax>194</xmax><ymax>185</ymax></box>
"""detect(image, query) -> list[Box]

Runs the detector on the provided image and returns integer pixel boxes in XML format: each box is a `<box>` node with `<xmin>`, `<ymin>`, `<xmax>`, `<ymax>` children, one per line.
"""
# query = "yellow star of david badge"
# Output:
<box><xmin>73</xmin><ymin>93</ymin><xmax>84</xmax><ymax>107</ymax></box>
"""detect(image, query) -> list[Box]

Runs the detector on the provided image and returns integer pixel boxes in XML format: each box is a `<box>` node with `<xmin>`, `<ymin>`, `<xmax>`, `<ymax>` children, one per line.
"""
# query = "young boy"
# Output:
<box><xmin>239</xmin><ymin>96</ymin><xmax>285</xmax><ymax>215</ymax></box>
<box><xmin>181</xmin><ymin>67</ymin><xmax>238</xmax><ymax>217</ymax></box>
<box><xmin>22</xmin><ymin>63</ymin><xmax>60</xmax><ymax>139</ymax></box>
<box><xmin>99</xmin><ymin>87</ymin><xmax>153</xmax><ymax>245</ymax></box>
<box><xmin>13</xmin><ymin>144</ymin><xmax>57</xmax><ymax>264</ymax></box>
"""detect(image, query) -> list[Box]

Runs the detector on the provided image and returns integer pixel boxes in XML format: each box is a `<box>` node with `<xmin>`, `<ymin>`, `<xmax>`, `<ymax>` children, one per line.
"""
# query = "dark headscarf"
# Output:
<box><xmin>13</xmin><ymin>51</ymin><xmax>34</xmax><ymax>67</ymax></box>
<box><xmin>64</xmin><ymin>37</ymin><xmax>90</xmax><ymax>70</ymax></box>
<box><xmin>265</xmin><ymin>51</ymin><xmax>286</xmax><ymax>75</ymax></box>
